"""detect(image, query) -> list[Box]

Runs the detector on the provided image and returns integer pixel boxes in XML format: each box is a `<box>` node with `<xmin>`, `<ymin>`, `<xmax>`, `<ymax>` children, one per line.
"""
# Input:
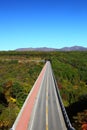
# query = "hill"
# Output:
<box><xmin>60</xmin><ymin>46</ymin><xmax>87</xmax><ymax>51</ymax></box>
<box><xmin>16</xmin><ymin>46</ymin><xmax>87</xmax><ymax>51</ymax></box>
<box><xmin>16</xmin><ymin>47</ymin><xmax>57</xmax><ymax>51</ymax></box>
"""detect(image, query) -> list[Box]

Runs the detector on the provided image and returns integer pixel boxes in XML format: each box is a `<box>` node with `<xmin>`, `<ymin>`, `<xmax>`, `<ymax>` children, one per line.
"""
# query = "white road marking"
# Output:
<box><xmin>46</xmin><ymin>72</ymin><xmax>48</xmax><ymax>130</ymax></box>
<box><xmin>50</xmin><ymin>63</ymin><xmax>67</xmax><ymax>130</ymax></box>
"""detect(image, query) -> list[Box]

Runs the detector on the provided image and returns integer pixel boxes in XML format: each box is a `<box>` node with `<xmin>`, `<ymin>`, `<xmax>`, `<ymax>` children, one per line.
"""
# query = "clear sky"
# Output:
<box><xmin>0</xmin><ymin>0</ymin><xmax>87</xmax><ymax>50</ymax></box>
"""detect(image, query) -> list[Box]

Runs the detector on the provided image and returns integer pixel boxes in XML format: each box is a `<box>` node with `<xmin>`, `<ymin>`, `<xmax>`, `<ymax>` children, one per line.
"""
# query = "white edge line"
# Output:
<box><xmin>50</xmin><ymin>64</ymin><xmax>67</xmax><ymax>130</ymax></box>
<box><xmin>46</xmin><ymin>64</ymin><xmax>49</xmax><ymax>130</ymax></box>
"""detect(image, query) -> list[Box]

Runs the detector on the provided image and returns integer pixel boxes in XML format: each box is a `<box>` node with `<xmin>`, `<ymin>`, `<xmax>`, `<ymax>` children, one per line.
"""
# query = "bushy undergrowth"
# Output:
<box><xmin>0</xmin><ymin>51</ymin><xmax>87</xmax><ymax>129</ymax></box>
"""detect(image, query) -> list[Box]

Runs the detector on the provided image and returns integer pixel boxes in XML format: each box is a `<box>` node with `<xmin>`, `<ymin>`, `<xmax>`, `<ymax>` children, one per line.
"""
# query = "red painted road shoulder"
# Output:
<box><xmin>12</xmin><ymin>62</ymin><xmax>47</xmax><ymax>130</ymax></box>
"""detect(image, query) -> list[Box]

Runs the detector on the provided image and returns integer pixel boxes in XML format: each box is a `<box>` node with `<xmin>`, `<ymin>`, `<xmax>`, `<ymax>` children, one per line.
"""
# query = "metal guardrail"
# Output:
<box><xmin>51</xmin><ymin>66</ymin><xmax>75</xmax><ymax>130</ymax></box>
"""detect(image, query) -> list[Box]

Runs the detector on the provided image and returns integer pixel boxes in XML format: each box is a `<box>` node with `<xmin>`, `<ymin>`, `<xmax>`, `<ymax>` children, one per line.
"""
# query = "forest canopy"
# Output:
<box><xmin>0</xmin><ymin>51</ymin><xmax>87</xmax><ymax>130</ymax></box>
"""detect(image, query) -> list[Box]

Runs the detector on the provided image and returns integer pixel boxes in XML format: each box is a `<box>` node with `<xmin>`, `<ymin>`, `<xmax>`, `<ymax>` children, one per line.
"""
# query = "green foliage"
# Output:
<box><xmin>0</xmin><ymin>53</ymin><xmax>44</xmax><ymax>129</ymax></box>
<box><xmin>0</xmin><ymin>51</ymin><xmax>87</xmax><ymax>129</ymax></box>
<box><xmin>0</xmin><ymin>85</ymin><xmax>3</xmax><ymax>94</ymax></box>
<box><xmin>11</xmin><ymin>82</ymin><xmax>23</xmax><ymax>98</ymax></box>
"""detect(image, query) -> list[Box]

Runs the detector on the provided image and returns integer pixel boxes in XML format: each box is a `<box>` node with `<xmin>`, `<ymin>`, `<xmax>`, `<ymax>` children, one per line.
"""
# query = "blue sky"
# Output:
<box><xmin>0</xmin><ymin>0</ymin><xmax>87</xmax><ymax>50</ymax></box>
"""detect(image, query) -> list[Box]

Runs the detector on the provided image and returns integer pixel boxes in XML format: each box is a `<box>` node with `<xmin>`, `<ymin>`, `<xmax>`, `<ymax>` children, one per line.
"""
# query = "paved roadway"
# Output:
<box><xmin>28</xmin><ymin>61</ymin><xmax>67</xmax><ymax>130</ymax></box>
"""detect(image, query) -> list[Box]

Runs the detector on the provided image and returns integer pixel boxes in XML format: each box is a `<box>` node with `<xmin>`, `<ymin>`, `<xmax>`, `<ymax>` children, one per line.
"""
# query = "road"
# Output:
<box><xmin>28</xmin><ymin>61</ymin><xmax>67</xmax><ymax>130</ymax></box>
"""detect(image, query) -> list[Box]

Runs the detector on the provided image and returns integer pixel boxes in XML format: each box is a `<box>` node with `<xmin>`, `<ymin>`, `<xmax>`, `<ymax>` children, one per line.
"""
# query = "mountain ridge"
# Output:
<box><xmin>16</xmin><ymin>46</ymin><xmax>87</xmax><ymax>51</ymax></box>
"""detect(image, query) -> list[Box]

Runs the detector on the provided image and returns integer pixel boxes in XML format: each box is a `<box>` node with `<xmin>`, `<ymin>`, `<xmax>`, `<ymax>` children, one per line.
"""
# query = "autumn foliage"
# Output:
<box><xmin>0</xmin><ymin>51</ymin><xmax>87</xmax><ymax>130</ymax></box>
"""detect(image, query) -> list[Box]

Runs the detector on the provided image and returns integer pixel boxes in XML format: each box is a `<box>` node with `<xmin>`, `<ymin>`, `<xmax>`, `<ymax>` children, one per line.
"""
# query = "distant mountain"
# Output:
<box><xmin>16</xmin><ymin>47</ymin><xmax>58</xmax><ymax>51</ymax></box>
<box><xmin>16</xmin><ymin>46</ymin><xmax>87</xmax><ymax>51</ymax></box>
<box><xmin>60</xmin><ymin>46</ymin><xmax>87</xmax><ymax>51</ymax></box>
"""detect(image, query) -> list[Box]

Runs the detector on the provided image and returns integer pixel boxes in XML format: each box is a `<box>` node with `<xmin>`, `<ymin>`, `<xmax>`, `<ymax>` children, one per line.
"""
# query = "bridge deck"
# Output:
<box><xmin>11</xmin><ymin>61</ymin><xmax>74</xmax><ymax>130</ymax></box>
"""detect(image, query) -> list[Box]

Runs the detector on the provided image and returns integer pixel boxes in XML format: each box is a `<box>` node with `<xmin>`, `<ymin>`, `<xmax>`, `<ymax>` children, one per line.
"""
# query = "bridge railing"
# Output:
<box><xmin>51</xmin><ymin>66</ymin><xmax>75</xmax><ymax>130</ymax></box>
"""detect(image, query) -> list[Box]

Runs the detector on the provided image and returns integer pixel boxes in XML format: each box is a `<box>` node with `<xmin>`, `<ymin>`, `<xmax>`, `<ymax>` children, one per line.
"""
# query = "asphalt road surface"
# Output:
<box><xmin>28</xmin><ymin>61</ymin><xmax>67</xmax><ymax>130</ymax></box>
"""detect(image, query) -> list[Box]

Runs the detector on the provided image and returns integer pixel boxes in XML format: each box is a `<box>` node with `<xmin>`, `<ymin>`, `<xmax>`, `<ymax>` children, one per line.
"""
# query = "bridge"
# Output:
<box><xmin>10</xmin><ymin>61</ymin><xmax>75</xmax><ymax>130</ymax></box>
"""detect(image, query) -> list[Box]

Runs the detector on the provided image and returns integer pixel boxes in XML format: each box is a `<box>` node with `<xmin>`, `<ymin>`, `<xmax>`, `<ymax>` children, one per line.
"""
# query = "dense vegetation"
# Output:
<box><xmin>0</xmin><ymin>51</ymin><xmax>87</xmax><ymax>130</ymax></box>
